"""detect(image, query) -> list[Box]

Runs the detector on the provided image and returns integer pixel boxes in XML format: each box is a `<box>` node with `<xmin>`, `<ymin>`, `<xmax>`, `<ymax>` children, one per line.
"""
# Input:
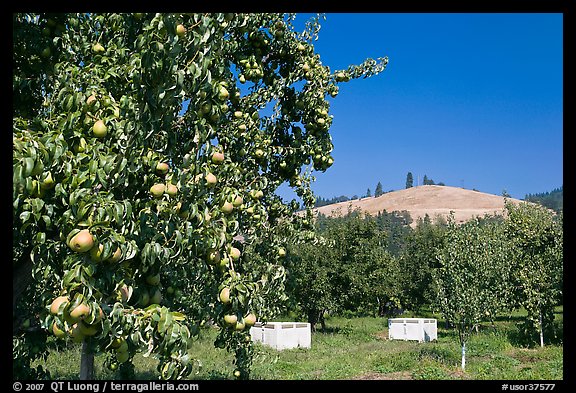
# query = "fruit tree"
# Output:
<box><xmin>503</xmin><ymin>201</ymin><xmax>563</xmax><ymax>347</ymax></box>
<box><xmin>13</xmin><ymin>13</ymin><xmax>387</xmax><ymax>379</ymax></box>
<box><xmin>433</xmin><ymin>215</ymin><xmax>513</xmax><ymax>371</ymax></box>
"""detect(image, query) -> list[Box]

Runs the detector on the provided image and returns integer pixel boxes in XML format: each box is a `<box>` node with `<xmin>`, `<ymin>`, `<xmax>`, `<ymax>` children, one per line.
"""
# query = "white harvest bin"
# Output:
<box><xmin>388</xmin><ymin>318</ymin><xmax>437</xmax><ymax>342</ymax></box>
<box><xmin>250</xmin><ymin>322</ymin><xmax>311</xmax><ymax>350</ymax></box>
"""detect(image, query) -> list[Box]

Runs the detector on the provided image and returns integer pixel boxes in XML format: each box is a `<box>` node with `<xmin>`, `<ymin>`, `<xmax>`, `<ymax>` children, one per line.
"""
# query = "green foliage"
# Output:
<box><xmin>314</xmin><ymin>195</ymin><xmax>351</xmax><ymax>207</ymax></box>
<box><xmin>433</xmin><ymin>214</ymin><xmax>513</xmax><ymax>368</ymax></box>
<box><xmin>374</xmin><ymin>209</ymin><xmax>412</xmax><ymax>256</ymax></box>
<box><xmin>285</xmin><ymin>239</ymin><xmax>338</xmax><ymax>330</ymax></box>
<box><xmin>13</xmin><ymin>12</ymin><xmax>387</xmax><ymax>379</ymax></box>
<box><xmin>13</xmin><ymin>333</ymin><xmax>52</xmax><ymax>380</ymax></box>
<box><xmin>398</xmin><ymin>216</ymin><xmax>447</xmax><ymax>311</ymax></box>
<box><xmin>503</xmin><ymin>201</ymin><xmax>563</xmax><ymax>346</ymax></box>
<box><xmin>524</xmin><ymin>186</ymin><xmax>563</xmax><ymax>214</ymax></box>
<box><xmin>287</xmin><ymin>210</ymin><xmax>401</xmax><ymax>328</ymax></box>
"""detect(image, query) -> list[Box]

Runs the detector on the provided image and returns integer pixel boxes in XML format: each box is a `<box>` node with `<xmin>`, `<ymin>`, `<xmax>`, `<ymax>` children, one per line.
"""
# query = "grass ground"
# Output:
<box><xmin>35</xmin><ymin>306</ymin><xmax>563</xmax><ymax>380</ymax></box>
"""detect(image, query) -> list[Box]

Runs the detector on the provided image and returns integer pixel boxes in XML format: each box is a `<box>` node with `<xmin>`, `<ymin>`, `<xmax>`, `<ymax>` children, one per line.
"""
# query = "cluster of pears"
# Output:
<box><xmin>84</xmin><ymin>92</ymin><xmax>110</xmax><ymax>139</ymax></box>
<box><xmin>67</xmin><ymin>229</ymin><xmax>123</xmax><ymax>263</ymax></box>
<box><xmin>149</xmin><ymin>162</ymin><xmax>179</xmax><ymax>198</ymax></box>
<box><xmin>49</xmin><ymin>295</ymin><xmax>104</xmax><ymax>344</ymax></box>
<box><xmin>136</xmin><ymin>273</ymin><xmax>163</xmax><ymax>307</ymax></box>
<box><xmin>238</xmin><ymin>60</ymin><xmax>264</xmax><ymax>83</ymax></box>
<box><xmin>218</xmin><ymin>286</ymin><xmax>257</xmax><ymax>332</ymax></box>
<box><xmin>206</xmin><ymin>244</ymin><xmax>242</xmax><ymax>272</ymax></box>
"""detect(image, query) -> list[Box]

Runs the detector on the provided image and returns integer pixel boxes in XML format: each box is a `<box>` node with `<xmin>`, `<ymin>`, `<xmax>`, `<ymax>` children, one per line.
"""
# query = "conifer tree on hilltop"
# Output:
<box><xmin>375</xmin><ymin>182</ymin><xmax>383</xmax><ymax>197</ymax></box>
<box><xmin>406</xmin><ymin>172</ymin><xmax>413</xmax><ymax>189</ymax></box>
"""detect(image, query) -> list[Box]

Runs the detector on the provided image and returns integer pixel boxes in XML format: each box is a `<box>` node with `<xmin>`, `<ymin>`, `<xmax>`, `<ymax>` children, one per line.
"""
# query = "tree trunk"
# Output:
<box><xmin>376</xmin><ymin>296</ymin><xmax>386</xmax><ymax>317</ymax></box>
<box><xmin>461</xmin><ymin>342</ymin><xmax>466</xmax><ymax>371</ymax></box>
<box><xmin>319</xmin><ymin>310</ymin><xmax>326</xmax><ymax>332</ymax></box>
<box><xmin>307</xmin><ymin>311</ymin><xmax>318</xmax><ymax>332</ymax></box>
<box><xmin>490</xmin><ymin>318</ymin><xmax>497</xmax><ymax>333</ymax></box>
<box><xmin>13</xmin><ymin>252</ymin><xmax>33</xmax><ymax>300</ymax></box>
<box><xmin>80</xmin><ymin>340</ymin><xmax>94</xmax><ymax>380</ymax></box>
<box><xmin>539</xmin><ymin>310</ymin><xmax>544</xmax><ymax>348</ymax></box>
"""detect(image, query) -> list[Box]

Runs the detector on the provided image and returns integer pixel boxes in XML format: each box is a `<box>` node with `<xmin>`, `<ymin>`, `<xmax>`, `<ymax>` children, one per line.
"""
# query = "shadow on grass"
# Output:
<box><xmin>110</xmin><ymin>362</ymin><xmax>160</xmax><ymax>380</ymax></box>
<box><xmin>201</xmin><ymin>370</ymin><xmax>229</xmax><ymax>380</ymax></box>
<box><xmin>42</xmin><ymin>367</ymin><xmax>160</xmax><ymax>380</ymax></box>
<box><xmin>123</xmin><ymin>370</ymin><xmax>159</xmax><ymax>380</ymax></box>
<box><xmin>493</xmin><ymin>314</ymin><xmax>526</xmax><ymax>323</ymax></box>
<box><xmin>436</xmin><ymin>329</ymin><xmax>459</xmax><ymax>342</ymax></box>
<box><xmin>314</xmin><ymin>325</ymin><xmax>344</xmax><ymax>335</ymax></box>
<box><xmin>506</xmin><ymin>320</ymin><xmax>563</xmax><ymax>348</ymax></box>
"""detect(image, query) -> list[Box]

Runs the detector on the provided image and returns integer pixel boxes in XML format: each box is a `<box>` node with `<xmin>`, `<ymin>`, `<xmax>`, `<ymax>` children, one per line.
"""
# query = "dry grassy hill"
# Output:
<box><xmin>311</xmin><ymin>185</ymin><xmax>526</xmax><ymax>227</ymax></box>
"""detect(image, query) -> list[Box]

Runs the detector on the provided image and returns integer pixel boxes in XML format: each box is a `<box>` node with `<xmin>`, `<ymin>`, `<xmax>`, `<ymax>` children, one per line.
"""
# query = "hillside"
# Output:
<box><xmin>310</xmin><ymin>185</ymin><xmax>526</xmax><ymax>227</ymax></box>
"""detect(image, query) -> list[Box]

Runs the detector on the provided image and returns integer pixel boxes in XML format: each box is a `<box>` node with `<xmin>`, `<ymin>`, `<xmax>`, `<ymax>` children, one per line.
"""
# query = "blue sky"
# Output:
<box><xmin>276</xmin><ymin>13</ymin><xmax>563</xmax><ymax>202</ymax></box>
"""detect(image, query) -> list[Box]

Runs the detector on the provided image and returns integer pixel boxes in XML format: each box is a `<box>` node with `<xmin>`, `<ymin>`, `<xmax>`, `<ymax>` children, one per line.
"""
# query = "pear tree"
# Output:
<box><xmin>503</xmin><ymin>201</ymin><xmax>563</xmax><ymax>347</ymax></box>
<box><xmin>433</xmin><ymin>215</ymin><xmax>512</xmax><ymax>371</ymax></box>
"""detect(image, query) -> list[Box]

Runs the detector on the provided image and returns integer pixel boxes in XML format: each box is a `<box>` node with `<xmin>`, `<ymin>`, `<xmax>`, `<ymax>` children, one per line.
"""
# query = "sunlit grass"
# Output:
<box><xmin>35</xmin><ymin>306</ymin><xmax>563</xmax><ymax>380</ymax></box>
